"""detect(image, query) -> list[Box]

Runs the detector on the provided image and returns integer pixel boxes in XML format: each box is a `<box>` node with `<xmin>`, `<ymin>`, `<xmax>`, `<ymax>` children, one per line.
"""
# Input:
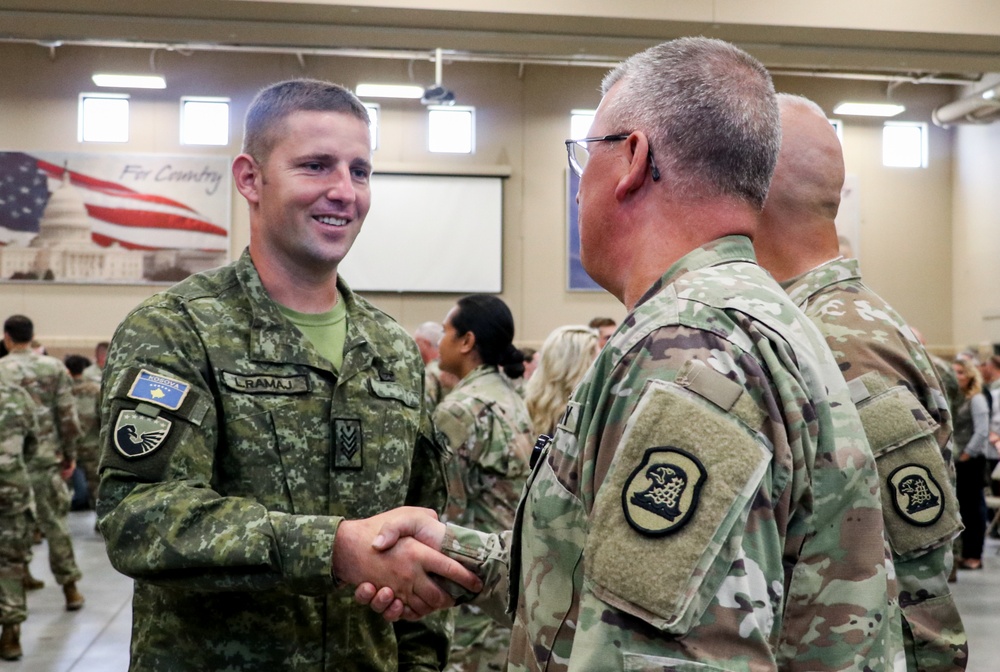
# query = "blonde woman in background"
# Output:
<box><xmin>953</xmin><ymin>356</ymin><xmax>990</xmax><ymax>570</ymax></box>
<box><xmin>525</xmin><ymin>325</ymin><xmax>600</xmax><ymax>436</ymax></box>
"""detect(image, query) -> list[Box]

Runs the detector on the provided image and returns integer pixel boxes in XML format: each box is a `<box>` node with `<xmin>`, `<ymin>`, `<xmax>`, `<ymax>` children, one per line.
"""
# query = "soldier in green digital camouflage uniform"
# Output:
<box><xmin>0</xmin><ymin>382</ymin><xmax>39</xmax><ymax>661</ymax></box>
<box><xmin>0</xmin><ymin>315</ymin><xmax>84</xmax><ymax>610</ymax></box>
<box><xmin>65</xmin><ymin>355</ymin><xmax>101</xmax><ymax>510</ymax></box>
<box><xmin>356</xmin><ymin>37</ymin><xmax>892</xmax><ymax>671</ymax></box>
<box><xmin>433</xmin><ymin>295</ymin><xmax>534</xmax><ymax>672</ymax></box>
<box><xmin>753</xmin><ymin>94</ymin><xmax>967</xmax><ymax>671</ymax></box>
<box><xmin>97</xmin><ymin>78</ymin><xmax>479</xmax><ymax>672</ymax></box>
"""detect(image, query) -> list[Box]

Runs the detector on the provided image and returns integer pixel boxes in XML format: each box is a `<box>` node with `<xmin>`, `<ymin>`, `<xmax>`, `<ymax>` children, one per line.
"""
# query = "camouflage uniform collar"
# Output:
<box><xmin>453</xmin><ymin>364</ymin><xmax>500</xmax><ymax>391</ymax></box>
<box><xmin>782</xmin><ymin>257</ymin><xmax>861</xmax><ymax>308</ymax></box>
<box><xmin>235</xmin><ymin>249</ymin><xmax>378</xmax><ymax>378</ymax></box>
<box><xmin>634</xmin><ymin>235</ymin><xmax>757</xmax><ymax>309</ymax></box>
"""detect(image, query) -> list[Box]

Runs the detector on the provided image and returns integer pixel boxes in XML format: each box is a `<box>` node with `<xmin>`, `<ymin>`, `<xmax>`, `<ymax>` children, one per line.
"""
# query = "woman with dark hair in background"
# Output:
<box><xmin>953</xmin><ymin>357</ymin><xmax>989</xmax><ymax>570</ymax></box>
<box><xmin>434</xmin><ymin>294</ymin><xmax>534</xmax><ymax>672</ymax></box>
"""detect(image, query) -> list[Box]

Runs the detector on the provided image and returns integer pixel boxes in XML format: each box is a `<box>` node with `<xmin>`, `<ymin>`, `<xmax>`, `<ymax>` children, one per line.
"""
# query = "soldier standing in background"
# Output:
<box><xmin>753</xmin><ymin>93</ymin><xmax>967</xmax><ymax>670</ymax></box>
<box><xmin>82</xmin><ymin>341</ymin><xmax>108</xmax><ymax>385</ymax></box>
<box><xmin>64</xmin><ymin>355</ymin><xmax>101</xmax><ymax>512</ymax></box>
<box><xmin>0</xmin><ymin>382</ymin><xmax>40</xmax><ymax>661</ymax></box>
<box><xmin>357</xmin><ymin>37</ymin><xmax>891</xmax><ymax>671</ymax></box>
<box><xmin>0</xmin><ymin>315</ymin><xmax>84</xmax><ymax>612</ymax></box>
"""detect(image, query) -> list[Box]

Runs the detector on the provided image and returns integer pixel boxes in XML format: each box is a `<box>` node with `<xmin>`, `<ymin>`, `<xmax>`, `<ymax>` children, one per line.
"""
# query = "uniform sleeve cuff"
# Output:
<box><xmin>267</xmin><ymin>512</ymin><xmax>343</xmax><ymax>594</ymax></box>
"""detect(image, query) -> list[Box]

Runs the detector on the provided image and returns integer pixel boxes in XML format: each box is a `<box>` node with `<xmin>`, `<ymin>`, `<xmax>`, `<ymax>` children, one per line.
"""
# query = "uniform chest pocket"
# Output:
<box><xmin>325</xmin><ymin>378</ymin><xmax>421</xmax><ymax>517</ymax></box>
<box><xmin>514</xmin><ymin>451</ymin><xmax>588</xmax><ymax>669</ymax></box>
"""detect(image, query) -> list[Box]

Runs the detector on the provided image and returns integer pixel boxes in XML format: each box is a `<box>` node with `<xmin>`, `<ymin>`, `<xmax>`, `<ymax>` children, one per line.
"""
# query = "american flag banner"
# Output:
<box><xmin>0</xmin><ymin>151</ymin><xmax>230</xmax><ymax>282</ymax></box>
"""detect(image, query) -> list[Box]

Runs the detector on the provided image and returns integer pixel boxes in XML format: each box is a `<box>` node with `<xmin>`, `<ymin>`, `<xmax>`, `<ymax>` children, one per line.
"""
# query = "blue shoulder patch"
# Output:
<box><xmin>127</xmin><ymin>369</ymin><xmax>191</xmax><ymax>411</ymax></box>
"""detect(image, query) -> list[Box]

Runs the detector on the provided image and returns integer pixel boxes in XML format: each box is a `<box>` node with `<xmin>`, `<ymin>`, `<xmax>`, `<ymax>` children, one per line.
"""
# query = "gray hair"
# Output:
<box><xmin>601</xmin><ymin>37</ymin><xmax>780</xmax><ymax>210</ymax></box>
<box><xmin>242</xmin><ymin>78</ymin><xmax>370</xmax><ymax>163</ymax></box>
<box><xmin>414</xmin><ymin>321</ymin><xmax>444</xmax><ymax>345</ymax></box>
<box><xmin>776</xmin><ymin>92</ymin><xmax>829</xmax><ymax>120</ymax></box>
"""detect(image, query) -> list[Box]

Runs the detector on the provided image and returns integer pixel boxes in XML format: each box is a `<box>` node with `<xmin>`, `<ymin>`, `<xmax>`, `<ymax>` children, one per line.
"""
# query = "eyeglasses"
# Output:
<box><xmin>564</xmin><ymin>133</ymin><xmax>661</xmax><ymax>181</ymax></box>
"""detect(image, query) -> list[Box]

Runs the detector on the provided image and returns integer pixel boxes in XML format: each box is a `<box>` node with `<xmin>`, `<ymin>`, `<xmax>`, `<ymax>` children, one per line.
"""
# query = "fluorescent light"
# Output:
<box><xmin>92</xmin><ymin>73</ymin><xmax>166</xmax><ymax>89</ymax></box>
<box><xmin>832</xmin><ymin>102</ymin><xmax>905</xmax><ymax>117</ymax></box>
<box><xmin>356</xmin><ymin>83</ymin><xmax>424</xmax><ymax>99</ymax></box>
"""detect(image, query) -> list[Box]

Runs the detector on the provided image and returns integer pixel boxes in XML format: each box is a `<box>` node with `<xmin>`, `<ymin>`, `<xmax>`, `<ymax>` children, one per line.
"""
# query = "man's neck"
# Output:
<box><xmin>621</xmin><ymin>200</ymin><xmax>757</xmax><ymax>310</ymax></box>
<box><xmin>7</xmin><ymin>343</ymin><xmax>31</xmax><ymax>354</ymax></box>
<box><xmin>250</xmin><ymin>249</ymin><xmax>340</xmax><ymax>313</ymax></box>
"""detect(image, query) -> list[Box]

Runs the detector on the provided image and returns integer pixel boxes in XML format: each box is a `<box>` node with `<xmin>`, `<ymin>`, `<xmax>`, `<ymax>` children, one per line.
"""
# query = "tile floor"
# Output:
<box><xmin>7</xmin><ymin>511</ymin><xmax>1000</xmax><ymax>671</ymax></box>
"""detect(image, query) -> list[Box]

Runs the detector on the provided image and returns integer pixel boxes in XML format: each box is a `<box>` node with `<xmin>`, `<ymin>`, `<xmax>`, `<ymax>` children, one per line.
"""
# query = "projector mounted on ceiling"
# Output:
<box><xmin>421</xmin><ymin>48</ymin><xmax>456</xmax><ymax>106</ymax></box>
<box><xmin>421</xmin><ymin>85</ymin><xmax>455</xmax><ymax>106</ymax></box>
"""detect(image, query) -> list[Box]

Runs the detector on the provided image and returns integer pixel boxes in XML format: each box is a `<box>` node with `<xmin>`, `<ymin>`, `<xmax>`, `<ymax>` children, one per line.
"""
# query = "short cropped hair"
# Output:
<box><xmin>601</xmin><ymin>37</ymin><xmax>780</xmax><ymax>210</ymax></box>
<box><xmin>242</xmin><ymin>79</ymin><xmax>370</xmax><ymax>163</ymax></box>
<box><xmin>64</xmin><ymin>354</ymin><xmax>92</xmax><ymax>376</ymax></box>
<box><xmin>3</xmin><ymin>314</ymin><xmax>33</xmax><ymax>344</ymax></box>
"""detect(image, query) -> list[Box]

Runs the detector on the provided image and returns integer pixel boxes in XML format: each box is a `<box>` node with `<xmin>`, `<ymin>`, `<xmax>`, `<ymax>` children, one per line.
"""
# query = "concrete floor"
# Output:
<box><xmin>7</xmin><ymin>510</ymin><xmax>999</xmax><ymax>671</ymax></box>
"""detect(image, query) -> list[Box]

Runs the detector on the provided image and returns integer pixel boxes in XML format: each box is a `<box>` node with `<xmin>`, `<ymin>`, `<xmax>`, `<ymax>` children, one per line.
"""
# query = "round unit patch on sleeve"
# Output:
<box><xmin>887</xmin><ymin>463</ymin><xmax>945</xmax><ymax>527</ymax></box>
<box><xmin>114</xmin><ymin>409</ymin><xmax>172</xmax><ymax>459</ymax></box>
<box><xmin>622</xmin><ymin>446</ymin><xmax>707</xmax><ymax>537</ymax></box>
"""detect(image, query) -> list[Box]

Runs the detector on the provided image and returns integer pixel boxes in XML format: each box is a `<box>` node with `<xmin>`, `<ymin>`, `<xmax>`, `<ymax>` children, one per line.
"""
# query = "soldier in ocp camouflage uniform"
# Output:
<box><xmin>754</xmin><ymin>94</ymin><xmax>967</xmax><ymax>671</ymax></box>
<box><xmin>357</xmin><ymin>37</ymin><xmax>892</xmax><ymax>671</ymax></box>
<box><xmin>65</xmin><ymin>355</ymin><xmax>101</xmax><ymax>511</ymax></box>
<box><xmin>0</xmin><ymin>382</ymin><xmax>39</xmax><ymax>661</ymax></box>
<box><xmin>433</xmin><ymin>296</ymin><xmax>534</xmax><ymax>672</ymax></box>
<box><xmin>97</xmin><ymin>79</ymin><xmax>478</xmax><ymax>672</ymax></box>
<box><xmin>0</xmin><ymin>315</ymin><xmax>84</xmax><ymax>610</ymax></box>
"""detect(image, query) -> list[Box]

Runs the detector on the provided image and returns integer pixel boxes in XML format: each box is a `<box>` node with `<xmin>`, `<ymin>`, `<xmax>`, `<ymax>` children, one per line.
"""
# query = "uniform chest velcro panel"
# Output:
<box><xmin>585</xmin><ymin>377</ymin><xmax>770</xmax><ymax>633</ymax></box>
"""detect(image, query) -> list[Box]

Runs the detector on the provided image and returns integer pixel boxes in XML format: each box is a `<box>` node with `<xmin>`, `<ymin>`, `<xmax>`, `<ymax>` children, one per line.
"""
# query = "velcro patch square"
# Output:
<box><xmin>334</xmin><ymin>418</ymin><xmax>363</xmax><ymax>470</ymax></box>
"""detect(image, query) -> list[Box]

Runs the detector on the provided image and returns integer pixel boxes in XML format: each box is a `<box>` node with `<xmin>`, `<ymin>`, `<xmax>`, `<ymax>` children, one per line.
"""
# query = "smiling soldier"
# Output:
<box><xmin>97</xmin><ymin>79</ymin><xmax>479</xmax><ymax>672</ymax></box>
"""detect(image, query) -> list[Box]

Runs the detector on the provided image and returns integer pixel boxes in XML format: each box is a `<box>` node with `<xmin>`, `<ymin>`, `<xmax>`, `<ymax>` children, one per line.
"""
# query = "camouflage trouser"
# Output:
<box><xmin>0</xmin><ymin>511</ymin><xmax>29</xmax><ymax>624</ymax></box>
<box><xmin>446</xmin><ymin>604</ymin><xmax>510</xmax><ymax>672</ymax></box>
<box><xmin>27</xmin><ymin>465</ymin><xmax>82</xmax><ymax>585</ymax></box>
<box><xmin>76</xmin><ymin>443</ymin><xmax>100</xmax><ymax>509</ymax></box>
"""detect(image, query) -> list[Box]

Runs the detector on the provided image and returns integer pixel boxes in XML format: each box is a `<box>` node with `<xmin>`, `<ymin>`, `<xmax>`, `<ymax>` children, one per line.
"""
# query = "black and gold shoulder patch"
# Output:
<box><xmin>114</xmin><ymin>409</ymin><xmax>171</xmax><ymax>459</ymax></box>
<box><xmin>887</xmin><ymin>463</ymin><xmax>945</xmax><ymax>527</ymax></box>
<box><xmin>622</xmin><ymin>446</ymin><xmax>707</xmax><ymax>537</ymax></box>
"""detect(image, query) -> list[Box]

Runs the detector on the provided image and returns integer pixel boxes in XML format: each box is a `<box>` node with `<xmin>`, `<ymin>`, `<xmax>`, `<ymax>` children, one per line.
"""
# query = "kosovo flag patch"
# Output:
<box><xmin>127</xmin><ymin>369</ymin><xmax>190</xmax><ymax>411</ymax></box>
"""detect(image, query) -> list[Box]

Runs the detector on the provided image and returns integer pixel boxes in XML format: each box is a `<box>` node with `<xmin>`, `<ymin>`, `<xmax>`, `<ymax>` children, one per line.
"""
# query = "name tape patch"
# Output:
<box><xmin>127</xmin><ymin>370</ymin><xmax>190</xmax><ymax>411</ymax></box>
<box><xmin>222</xmin><ymin>371</ymin><xmax>310</xmax><ymax>395</ymax></box>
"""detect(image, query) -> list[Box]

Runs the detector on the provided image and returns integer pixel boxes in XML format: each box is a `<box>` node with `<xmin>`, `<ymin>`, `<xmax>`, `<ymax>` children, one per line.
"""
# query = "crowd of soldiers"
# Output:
<box><xmin>0</xmin><ymin>320</ymin><xmax>105</xmax><ymax>661</ymax></box>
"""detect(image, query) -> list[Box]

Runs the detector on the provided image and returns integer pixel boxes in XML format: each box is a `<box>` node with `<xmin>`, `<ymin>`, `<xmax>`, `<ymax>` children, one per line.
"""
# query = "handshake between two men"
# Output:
<box><xmin>334</xmin><ymin>507</ymin><xmax>472</xmax><ymax>622</ymax></box>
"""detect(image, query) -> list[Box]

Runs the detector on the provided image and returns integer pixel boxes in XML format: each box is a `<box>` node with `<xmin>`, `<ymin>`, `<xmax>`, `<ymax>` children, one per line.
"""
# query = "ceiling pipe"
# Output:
<box><xmin>0</xmin><ymin>37</ymin><xmax>983</xmax><ymax>86</ymax></box>
<box><xmin>932</xmin><ymin>83</ymin><xmax>1000</xmax><ymax>126</ymax></box>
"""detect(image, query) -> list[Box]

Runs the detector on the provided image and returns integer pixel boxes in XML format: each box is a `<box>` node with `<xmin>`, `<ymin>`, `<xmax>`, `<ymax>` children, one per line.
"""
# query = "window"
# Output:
<box><xmin>180</xmin><ymin>97</ymin><xmax>230</xmax><ymax>146</ymax></box>
<box><xmin>79</xmin><ymin>93</ymin><xmax>129</xmax><ymax>143</ymax></box>
<box><xmin>883</xmin><ymin>122</ymin><xmax>927</xmax><ymax>168</ymax></box>
<box><xmin>428</xmin><ymin>106</ymin><xmax>474</xmax><ymax>154</ymax></box>
<box><xmin>364</xmin><ymin>103</ymin><xmax>380</xmax><ymax>150</ymax></box>
<box><xmin>570</xmin><ymin>109</ymin><xmax>596</xmax><ymax>139</ymax></box>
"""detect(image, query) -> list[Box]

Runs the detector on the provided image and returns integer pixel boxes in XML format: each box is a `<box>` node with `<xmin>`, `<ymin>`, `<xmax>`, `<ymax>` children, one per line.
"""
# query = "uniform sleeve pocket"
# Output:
<box><xmin>853</xmin><ymin>373</ymin><xmax>962</xmax><ymax>557</ymax></box>
<box><xmin>585</xmin><ymin>377</ymin><xmax>770</xmax><ymax>635</ymax></box>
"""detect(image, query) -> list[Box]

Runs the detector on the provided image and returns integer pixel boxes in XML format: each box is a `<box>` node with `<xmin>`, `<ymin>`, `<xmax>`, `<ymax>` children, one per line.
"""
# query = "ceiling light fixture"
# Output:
<box><xmin>355</xmin><ymin>83</ymin><xmax>424</xmax><ymax>99</ymax></box>
<box><xmin>92</xmin><ymin>73</ymin><xmax>166</xmax><ymax>89</ymax></box>
<box><xmin>832</xmin><ymin>102</ymin><xmax>905</xmax><ymax>117</ymax></box>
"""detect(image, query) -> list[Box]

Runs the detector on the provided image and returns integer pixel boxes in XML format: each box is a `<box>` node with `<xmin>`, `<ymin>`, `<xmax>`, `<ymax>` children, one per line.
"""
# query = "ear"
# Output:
<box><xmin>232</xmin><ymin>154</ymin><xmax>262</xmax><ymax>205</ymax></box>
<box><xmin>614</xmin><ymin>132</ymin><xmax>652</xmax><ymax>202</ymax></box>
<box><xmin>458</xmin><ymin>330</ymin><xmax>477</xmax><ymax>356</ymax></box>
